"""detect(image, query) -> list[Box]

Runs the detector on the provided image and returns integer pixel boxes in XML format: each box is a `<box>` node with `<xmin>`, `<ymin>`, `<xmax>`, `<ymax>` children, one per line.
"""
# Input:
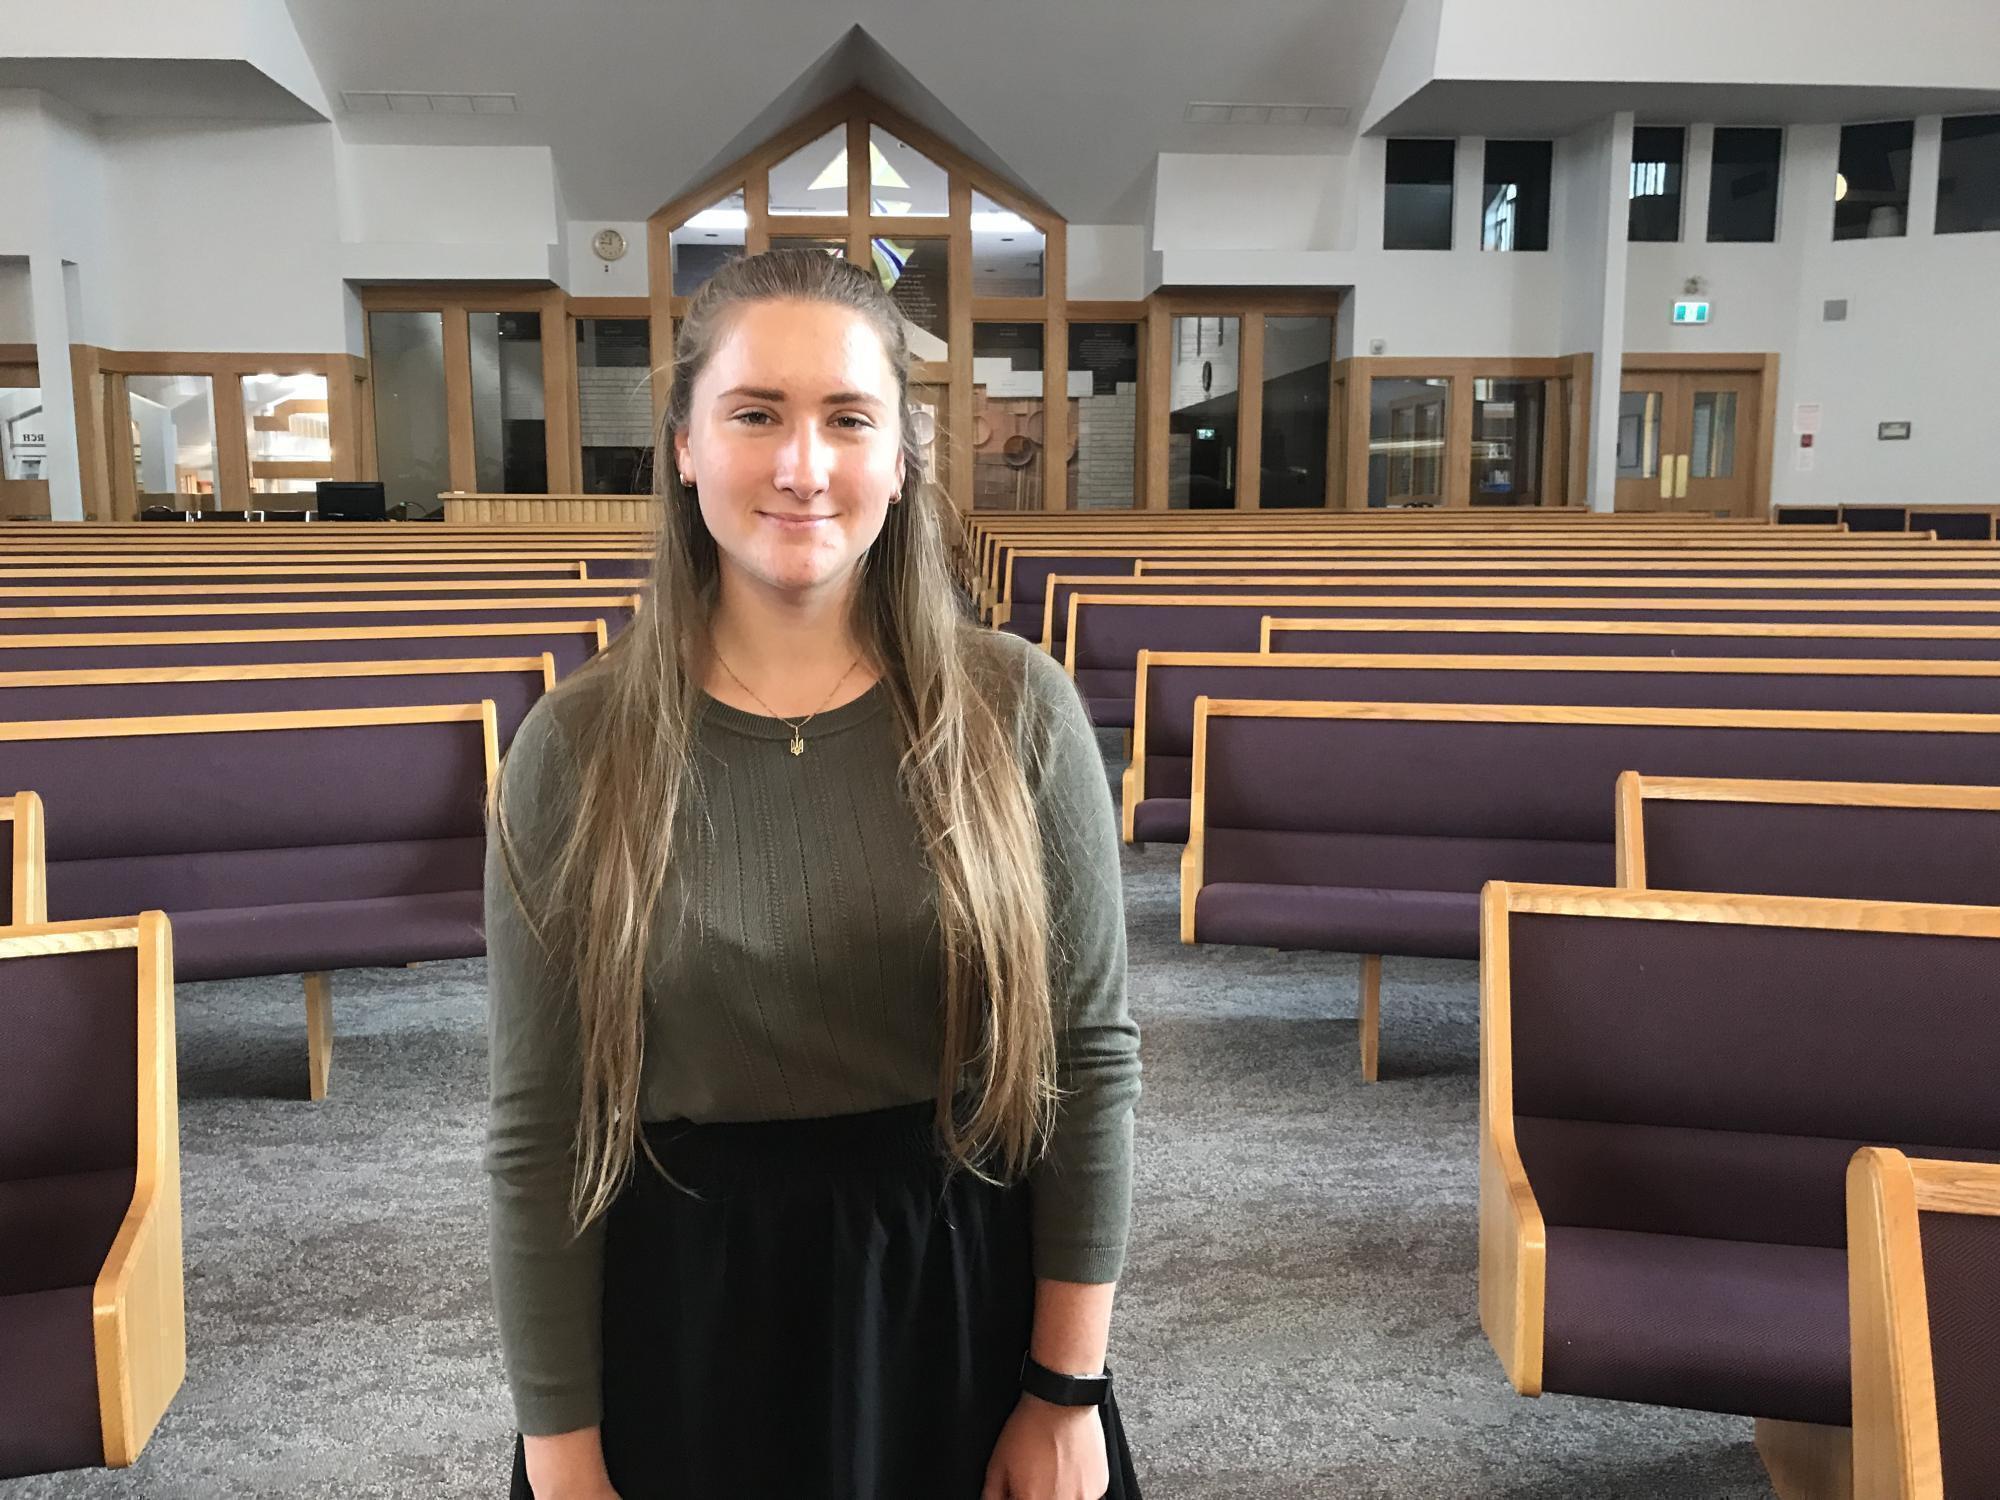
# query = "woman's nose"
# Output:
<box><xmin>771</xmin><ymin>421</ymin><xmax>832</xmax><ymax>497</ymax></box>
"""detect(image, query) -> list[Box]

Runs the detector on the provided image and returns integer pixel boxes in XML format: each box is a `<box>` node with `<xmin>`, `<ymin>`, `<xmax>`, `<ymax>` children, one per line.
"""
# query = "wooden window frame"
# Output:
<box><xmin>358</xmin><ymin>285</ymin><xmax>579</xmax><ymax>502</ymax></box>
<box><xmin>1145</xmin><ymin>292</ymin><xmax>1344</xmax><ymax>511</ymax></box>
<box><xmin>1338</xmin><ymin>354</ymin><xmax>1594</xmax><ymax>511</ymax></box>
<box><xmin>647</xmin><ymin>89</ymin><xmax>1072</xmax><ymax>512</ymax></box>
<box><xmin>78</xmin><ymin>349</ymin><xmax>365</xmax><ymax>522</ymax></box>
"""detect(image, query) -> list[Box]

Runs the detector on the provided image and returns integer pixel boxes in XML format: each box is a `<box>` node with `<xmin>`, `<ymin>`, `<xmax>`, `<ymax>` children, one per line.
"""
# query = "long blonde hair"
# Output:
<box><xmin>495</xmin><ymin>248</ymin><xmax>1057</xmax><ymax>1230</ymax></box>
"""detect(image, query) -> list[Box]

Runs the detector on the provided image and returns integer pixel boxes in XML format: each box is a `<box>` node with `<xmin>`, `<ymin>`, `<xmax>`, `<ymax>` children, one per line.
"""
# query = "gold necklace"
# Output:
<box><xmin>712</xmin><ymin>651</ymin><xmax>864</xmax><ymax>757</ymax></box>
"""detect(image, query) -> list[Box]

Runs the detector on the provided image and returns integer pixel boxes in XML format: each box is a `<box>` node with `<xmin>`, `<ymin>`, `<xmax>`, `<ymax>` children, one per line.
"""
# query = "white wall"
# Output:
<box><xmin>1621</xmin><ymin>116</ymin><xmax>2000</xmax><ymax>504</ymax></box>
<box><xmin>0</xmin><ymin>258</ymin><xmax>31</xmax><ymax>341</ymax></box>
<box><xmin>96</xmin><ymin>119</ymin><xmax>347</xmax><ymax>352</ymax></box>
<box><xmin>336</xmin><ymin>142</ymin><xmax>564</xmax><ymax>287</ymax></box>
<box><xmin>1067</xmin><ymin>225</ymin><xmax>1145</xmax><ymax>300</ymax></box>
<box><xmin>1431</xmin><ymin>0</ymin><xmax>2000</xmax><ymax>89</ymax></box>
<box><xmin>564</xmin><ymin>219</ymin><xmax>649</xmax><ymax>297</ymax></box>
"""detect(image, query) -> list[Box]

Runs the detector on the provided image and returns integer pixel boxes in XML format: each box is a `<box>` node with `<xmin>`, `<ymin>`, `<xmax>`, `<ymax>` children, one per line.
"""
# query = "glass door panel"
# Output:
<box><xmin>1259</xmin><ymin>316</ymin><xmax>1331</xmax><ymax>507</ymax></box>
<box><xmin>1681</xmin><ymin>376</ymin><xmax>1759</xmax><ymax>515</ymax></box>
<box><xmin>468</xmin><ymin>311</ymin><xmax>548</xmax><ymax>496</ymax></box>
<box><xmin>369</xmin><ymin>311</ymin><xmax>449</xmax><ymax>517</ymax></box>
<box><xmin>1168</xmin><ymin>316</ymin><xmax>1239</xmax><ymax>508</ymax></box>
<box><xmin>1368</xmin><ymin>378</ymin><xmax>1447</xmax><ymax>506</ymax></box>
<box><xmin>1469</xmin><ymin>378</ymin><xmax>1548</xmax><ymax>506</ymax></box>
<box><xmin>1614</xmin><ymin>378</ymin><xmax>1675</xmax><ymax>511</ymax></box>
<box><xmin>126</xmin><ymin>374</ymin><xmax>217</xmax><ymax>510</ymax></box>
<box><xmin>241</xmin><ymin>372</ymin><xmax>332</xmax><ymax>496</ymax></box>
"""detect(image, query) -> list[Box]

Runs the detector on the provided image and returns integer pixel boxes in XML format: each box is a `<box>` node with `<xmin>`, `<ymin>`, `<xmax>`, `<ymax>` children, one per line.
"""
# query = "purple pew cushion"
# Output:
<box><xmin>0</xmin><ymin>1170</ymin><xmax>134</xmax><ymax>1299</ymax></box>
<box><xmin>1542</xmin><ymin>1227</ymin><xmax>1849</xmax><ymax>1426</ymax></box>
<box><xmin>168</xmin><ymin>891</ymin><xmax>485</xmax><ymax>981</ymax></box>
<box><xmin>1084</xmin><ymin>698</ymin><xmax>1134</xmax><ymax>730</ymax></box>
<box><xmin>0</xmin><ymin>1287</ymin><xmax>103</xmax><ymax>1477</ymax></box>
<box><xmin>1195</xmin><ymin>882</ymin><xmax>1482</xmax><ymax>959</ymax></box>
<box><xmin>1131</xmin><ymin>798</ymin><xmax>1190</xmax><ymax>845</ymax></box>
<box><xmin>1922</xmin><ymin>1210</ymin><xmax>2000</xmax><ymax>1498</ymax></box>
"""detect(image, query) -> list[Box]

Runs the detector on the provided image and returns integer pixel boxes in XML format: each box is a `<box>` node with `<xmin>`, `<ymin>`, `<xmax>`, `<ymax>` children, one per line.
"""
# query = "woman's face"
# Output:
<box><xmin>674</xmin><ymin>299</ymin><xmax>906</xmax><ymax>600</ymax></box>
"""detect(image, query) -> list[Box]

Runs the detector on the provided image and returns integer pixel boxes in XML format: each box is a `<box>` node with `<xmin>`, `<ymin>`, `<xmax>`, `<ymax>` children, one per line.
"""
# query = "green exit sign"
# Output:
<box><xmin>1673</xmin><ymin>300</ymin><xmax>1712</xmax><ymax>325</ymax></box>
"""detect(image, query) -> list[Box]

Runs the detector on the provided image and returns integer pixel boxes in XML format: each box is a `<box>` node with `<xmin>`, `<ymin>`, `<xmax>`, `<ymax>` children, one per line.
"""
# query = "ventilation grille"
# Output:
<box><xmin>1823</xmin><ymin>299</ymin><xmax>1849</xmax><ymax>322</ymax></box>
<box><xmin>342</xmin><ymin>91</ymin><xmax>517</xmax><ymax>115</ymax></box>
<box><xmin>1186</xmin><ymin>102</ymin><xmax>1348</xmax><ymax>127</ymax></box>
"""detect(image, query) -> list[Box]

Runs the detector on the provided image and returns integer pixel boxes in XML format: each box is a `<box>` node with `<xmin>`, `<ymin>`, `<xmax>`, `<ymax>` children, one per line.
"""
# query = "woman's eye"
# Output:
<box><xmin>734</xmin><ymin>410</ymin><xmax>774</xmax><ymax>425</ymax></box>
<box><xmin>831</xmin><ymin>414</ymin><xmax>872</xmax><ymax>429</ymax></box>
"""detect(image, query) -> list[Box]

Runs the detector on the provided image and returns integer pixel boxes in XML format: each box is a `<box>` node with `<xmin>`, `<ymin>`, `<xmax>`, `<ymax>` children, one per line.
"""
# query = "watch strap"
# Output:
<box><xmin>1019</xmin><ymin>1353</ymin><xmax>1113</xmax><ymax>1408</ymax></box>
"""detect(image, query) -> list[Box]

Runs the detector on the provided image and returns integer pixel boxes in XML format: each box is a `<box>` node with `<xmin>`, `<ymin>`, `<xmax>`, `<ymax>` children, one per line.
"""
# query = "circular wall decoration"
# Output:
<box><xmin>591</xmin><ymin>228</ymin><xmax>628</xmax><ymax>262</ymax></box>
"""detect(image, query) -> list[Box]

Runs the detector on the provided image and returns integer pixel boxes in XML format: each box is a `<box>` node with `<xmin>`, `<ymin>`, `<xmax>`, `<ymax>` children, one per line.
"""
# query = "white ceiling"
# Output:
<box><xmin>0</xmin><ymin>57</ymin><xmax>324</xmax><ymax>121</ymax></box>
<box><xmin>280</xmin><ymin>0</ymin><xmax>1406</xmax><ymax>225</ymax></box>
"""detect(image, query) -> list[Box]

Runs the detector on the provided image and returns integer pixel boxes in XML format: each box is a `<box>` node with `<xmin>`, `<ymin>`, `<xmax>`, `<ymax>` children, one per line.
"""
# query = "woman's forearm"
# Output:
<box><xmin>1028</xmin><ymin>1277</ymin><xmax>1117</xmax><ymax>1375</ymax></box>
<box><xmin>522</xmin><ymin>1426</ymin><xmax>616</xmax><ymax>1498</ymax></box>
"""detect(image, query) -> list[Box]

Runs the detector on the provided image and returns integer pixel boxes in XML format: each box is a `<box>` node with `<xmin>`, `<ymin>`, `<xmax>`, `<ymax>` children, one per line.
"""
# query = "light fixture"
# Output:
<box><xmin>1835</xmin><ymin>172</ymin><xmax>1849</xmax><ymax>201</ymax></box>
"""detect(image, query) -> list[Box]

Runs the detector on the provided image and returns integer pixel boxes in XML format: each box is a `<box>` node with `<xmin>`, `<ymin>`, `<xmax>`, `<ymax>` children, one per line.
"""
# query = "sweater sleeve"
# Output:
<box><xmin>1015</xmin><ymin>642</ymin><xmax>1143</xmax><ymax>1284</ymax></box>
<box><xmin>483</xmin><ymin>696</ymin><xmax>607</xmax><ymax>1436</ymax></box>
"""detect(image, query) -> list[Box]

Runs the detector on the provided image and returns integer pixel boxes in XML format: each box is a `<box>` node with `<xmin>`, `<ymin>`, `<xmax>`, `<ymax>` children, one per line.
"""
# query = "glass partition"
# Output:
<box><xmin>1835</xmin><ymin>121</ymin><xmax>1914</xmax><ymax>240</ymax></box>
<box><xmin>368</xmin><ymin>311</ymin><xmax>449</xmax><ymax>517</ymax></box>
<box><xmin>873</xmin><ymin>237</ymin><xmax>950</xmax><ymax>363</ymax></box>
<box><xmin>126</xmin><ymin>374</ymin><xmax>217</xmax><ymax>508</ymax></box>
<box><xmin>1168</xmin><ymin>316</ymin><xmax>1239</xmax><ymax>508</ymax></box>
<box><xmin>1068</xmin><ymin>323</ymin><xmax>1140</xmax><ymax>510</ymax></box>
<box><xmin>240</xmin><ymin>372</ymin><xmax>332</xmax><ymax>496</ymax></box>
<box><xmin>0</xmin><ymin>385</ymin><xmax>46</xmax><ymax>482</ymax></box>
<box><xmin>577</xmin><ymin>316</ymin><xmax>654</xmax><ymax>494</ymax></box>
<box><xmin>769</xmin><ymin>237</ymin><xmax>846</xmax><ymax>258</ymax></box>
<box><xmin>769</xmin><ymin>126</ymin><xmax>848</xmax><ymax>217</ymax></box>
<box><xmin>1259</xmin><ymin>316</ymin><xmax>1331</xmax><ymax>507</ymax></box>
<box><xmin>1469</xmin><ymin>378</ymin><xmax>1549</xmax><ymax>506</ymax></box>
<box><xmin>671</xmin><ymin>188</ymin><xmax>746</xmax><ymax>295</ymax></box>
<box><xmin>869</xmin><ymin>125</ymin><xmax>949</xmax><ymax>218</ymax></box>
<box><xmin>469</xmin><ymin>311</ymin><xmax>547</xmax><ymax>494</ymax></box>
<box><xmin>971</xmin><ymin>323</ymin><xmax>1044</xmax><ymax>511</ymax></box>
<box><xmin>1367</xmin><ymin>377</ymin><xmax>1447</xmax><ymax>506</ymax></box>
<box><xmin>972</xmin><ymin>191</ymin><xmax>1043</xmax><ymax>297</ymax></box>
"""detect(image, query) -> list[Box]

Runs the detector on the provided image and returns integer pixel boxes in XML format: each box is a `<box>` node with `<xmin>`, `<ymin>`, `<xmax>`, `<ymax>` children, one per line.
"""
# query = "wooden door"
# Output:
<box><xmin>1614</xmin><ymin>372</ymin><xmax>1677</xmax><ymax>511</ymax></box>
<box><xmin>1618</xmin><ymin>364</ymin><xmax>1771</xmax><ymax>515</ymax></box>
<box><xmin>1677</xmin><ymin>372</ymin><xmax>1762</xmax><ymax>516</ymax></box>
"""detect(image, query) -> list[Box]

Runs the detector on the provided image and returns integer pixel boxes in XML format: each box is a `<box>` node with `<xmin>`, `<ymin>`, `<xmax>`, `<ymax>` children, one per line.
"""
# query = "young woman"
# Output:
<box><xmin>486</xmin><ymin>248</ymin><xmax>1143</xmax><ymax>1499</ymax></box>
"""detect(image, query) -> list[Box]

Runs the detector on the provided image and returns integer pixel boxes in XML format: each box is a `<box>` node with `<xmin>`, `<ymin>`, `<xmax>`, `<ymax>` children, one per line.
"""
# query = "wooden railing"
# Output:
<box><xmin>438</xmin><ymin>493</ymin><xmax>656</xmax><ymax>527</ymax></box>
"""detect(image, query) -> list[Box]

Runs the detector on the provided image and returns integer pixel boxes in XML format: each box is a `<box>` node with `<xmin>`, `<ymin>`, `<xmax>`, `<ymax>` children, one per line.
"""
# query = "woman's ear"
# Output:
<box><xmin>672</xmin><ymin>429</ymin><xmax>692</xmax><ymax>485</ymax></box>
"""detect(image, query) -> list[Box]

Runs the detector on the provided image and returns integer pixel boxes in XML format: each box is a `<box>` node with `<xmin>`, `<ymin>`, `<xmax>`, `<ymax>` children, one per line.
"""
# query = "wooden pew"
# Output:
<box><xmin>1047</xmin><ymin>572</ymin><xmax>2000</xmax><ymax>660</ymax></box>
<box><xmin>1068</xmin><ymin>595</ymin><xmax>2000</xmax><ymax>731</ymax></box>
<box><xmin>1480</xmin><ymin>884</ymin><xmax>2000</xmax><ymax>1500</ymax></box>
<box><xmin>1184</xmin><ymin>701</ymin><xmax>2000</xmax><ymax>1081</ymax></box>
<box><xmin>0</xmin><ymin>789</ymin><xmax>47</xmax><ymax>925</ymax></box>
<box><xmin>1616</xmin><ymin>775</ymin><xmax>2000</xmax><ymax>905</ymax></box>
<box><xmin>0</xmin><ymin>622</ymin><xmax>608</xmax><ymax>681</ymax></box>
<box><xmin>0</xmin><ymin>657</ymin><xmax>554</xmax><ymax>750</ymax></box>
<box><xmin>1126</xmin><ymin>653</ymin><xmax>2000</xmax><ymax>847</ymax></box>
<box><xmin>0</xmin><ymin>579</ymin><xmax>640</xmax><ymax>607</ymax></box>
<box><xmin>1262</xmin><ymin>618</ymin><xmax>2000</xmax><ymax>661</ymax></box>
<box><xmin>0</xmin><ymin>705</ymin><xmax>497</xmax><ymax>1100</ymax></box>
<box><xmin>0</xmin><ymin>912</ymin><xmax>182</xmax><ymax>1477</ymax></box>
<box><xmin>990</xmin><ymin>542</ymin><xmax>1975</xmax><ymax>632</ymax></box>
<box><xmin>0</xmin><ymin>596</ymin><xmax>641</xmax><ymax>639</ymax></box>
<box><xmin>1847</xmin><ymin>1150</ymin><xmax>2000</xmax><ymax>1500</ymax></box>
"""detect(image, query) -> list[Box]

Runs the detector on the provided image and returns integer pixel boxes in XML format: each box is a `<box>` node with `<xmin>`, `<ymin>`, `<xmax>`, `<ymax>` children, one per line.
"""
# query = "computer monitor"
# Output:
<box><xmin>314</xmin><ymin>481</ymin><xmax>388</xmax><ymax>521</ymax></box>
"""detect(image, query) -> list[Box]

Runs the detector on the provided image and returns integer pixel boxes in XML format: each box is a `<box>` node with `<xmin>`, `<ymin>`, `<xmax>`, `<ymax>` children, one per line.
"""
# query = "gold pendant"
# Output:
<box><xmin>789</xmin><ymin>734</ymin><xmax>805</xmax><ymax>757</ymax></box>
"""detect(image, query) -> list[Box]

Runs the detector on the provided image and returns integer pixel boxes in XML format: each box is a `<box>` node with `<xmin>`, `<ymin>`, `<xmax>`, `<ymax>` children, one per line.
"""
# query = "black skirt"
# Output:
<box><xmin>510</xmin><ymin>1100</ymin><xmax>1141</xmax><ymax>1499</ymax></box>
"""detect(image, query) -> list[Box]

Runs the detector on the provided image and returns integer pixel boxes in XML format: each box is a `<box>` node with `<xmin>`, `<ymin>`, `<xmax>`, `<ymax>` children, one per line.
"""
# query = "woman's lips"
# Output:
<box><xmin>758</xmin><ymin>512</ymin><xmax>835</xmax><ymax>530</ymax></box>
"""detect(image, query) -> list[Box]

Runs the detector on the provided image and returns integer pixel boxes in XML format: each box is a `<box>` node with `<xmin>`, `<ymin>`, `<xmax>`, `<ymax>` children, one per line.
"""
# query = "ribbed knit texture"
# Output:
<box><xmin>483</xmin><ymin>628</ymin><xmax>1141</xmax><ymax>1435</ymax></box>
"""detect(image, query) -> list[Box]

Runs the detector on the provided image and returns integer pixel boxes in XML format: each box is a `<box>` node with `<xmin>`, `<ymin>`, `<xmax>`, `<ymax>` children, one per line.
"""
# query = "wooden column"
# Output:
<box><xmin>1235</xmin><ymin>314</ymin><xmax>1264</xmax><ymax>510</ymax></box>
<box><xmin>539</xmin><ymin>288</ymin><xmax>579</xmax><ymax>494</ymax></box>
<box><xmin>1145</xmin><ymin>299</ymin><xmax>1170</xmax><ymax>509</ymax></box>
<box><xmin>213</xmin><ymin>373</ymin><xmax>251</xmax><ymax>506</ymax></box>
<box><xmin>1445</xmin><ymin>368</ymin><xmax>1474</xmax><ymax>508</ymax></box>
<box><xmin>442</xmin><ymin>310</ymin><xmax>476</xmax><ymax>495</ymax></box>
<box><xmin>1344</xmin><ymin>358</ymin><xmax>1373</xmax><ymax>510</ymax></box>
<box><xmin>948</xmin><ymin>175</ymin><xmax>974</xmax><ymax>512</ymax></box>
<box><xmin>1042</xmin><ymin>221</ymin><xmax>1068</xmax><ymax>511</ymax></box>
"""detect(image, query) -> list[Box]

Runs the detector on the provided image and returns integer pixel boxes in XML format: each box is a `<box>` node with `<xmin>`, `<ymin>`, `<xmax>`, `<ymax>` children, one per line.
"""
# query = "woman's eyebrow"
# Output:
<box><xmin>717</xmin><ymin>385</ymin><xmax>885</xmax><ymax>409</ymax></box>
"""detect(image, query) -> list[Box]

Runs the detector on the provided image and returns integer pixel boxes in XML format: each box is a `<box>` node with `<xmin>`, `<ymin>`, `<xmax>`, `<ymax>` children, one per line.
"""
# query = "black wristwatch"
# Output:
<box><xmin>1019</xmin><ymin>1353</ymin><xmax>1113</xmax><ymax>1408</ymax></box>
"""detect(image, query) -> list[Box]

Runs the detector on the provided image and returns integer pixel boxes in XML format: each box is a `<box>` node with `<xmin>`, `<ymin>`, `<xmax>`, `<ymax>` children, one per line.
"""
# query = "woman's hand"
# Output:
<box><xmin>980</xmin><ymin>1393</ymin><xmax>1110</xmax><ymax>1500</ymax></box>
<box><xmin>522</xmin><ymin>1428</ymin><xmax>622</xmax><ymax>1500</ymax></box>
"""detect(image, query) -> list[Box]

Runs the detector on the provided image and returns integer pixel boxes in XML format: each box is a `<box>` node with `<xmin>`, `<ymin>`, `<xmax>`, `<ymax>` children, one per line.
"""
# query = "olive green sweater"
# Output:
<box><xmin>483</xmin><ymin>629</ymin><xmax>1141</xmax><ymax>1436</ymax></box>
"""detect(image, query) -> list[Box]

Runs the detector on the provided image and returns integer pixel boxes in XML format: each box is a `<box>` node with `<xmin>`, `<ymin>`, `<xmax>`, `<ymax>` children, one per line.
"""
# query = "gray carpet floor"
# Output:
<box><xmin>3</xmin><ymin>743</ymin><xmax>1779</xmax><ymax>1499</ymax></box>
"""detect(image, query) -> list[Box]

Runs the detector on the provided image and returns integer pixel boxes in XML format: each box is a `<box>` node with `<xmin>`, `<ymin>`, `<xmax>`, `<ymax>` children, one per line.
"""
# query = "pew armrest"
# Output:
<box><xmin>1120</xmin><ymin>763</ymin><xmax>1138</xmax><ymax>844</ymax></box>
<box><xmin>1479</xmin><ymin>883</ymin><xmax>1546</xmax><ymax>1395</ymax></box>
<box><xmin>91</xmin><ymin>911</ymin><xmax>185</xmax><ymax>1467</ymax></box>
<box><xmin>1479</xmin><ymin>1127</ymin><xmax>1547</xmax><ymax>1396</ymax></box>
